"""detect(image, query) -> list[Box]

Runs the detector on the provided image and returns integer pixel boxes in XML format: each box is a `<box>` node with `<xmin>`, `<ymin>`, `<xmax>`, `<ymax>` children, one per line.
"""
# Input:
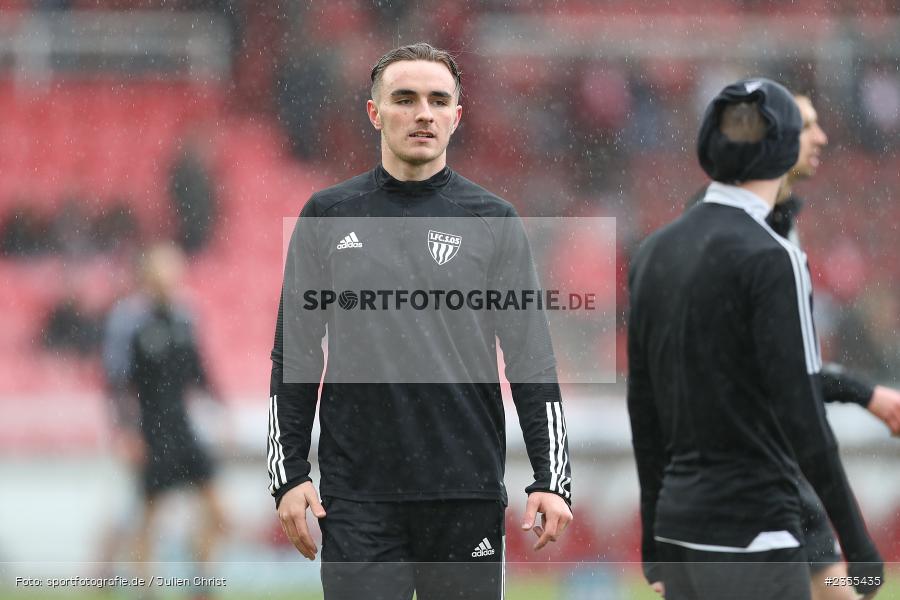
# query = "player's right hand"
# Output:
<box><xmin>868</xmin><ymin>385</ymin><xmax>900</xmax><ymax>436</ymax></box>
<box><xmin>847</xmin><ymin>556</ymin><xmax>884</xmax><ymax>598</ymax></box>
<box><xmin>277</xmin><ymin>481</ymin><xmax>327</xmax><ymax>560</ymax></box>
<box><xmin>650</xmin><ymin>581</ymin><xmax>665</xmax><ymax>597</ymax></box>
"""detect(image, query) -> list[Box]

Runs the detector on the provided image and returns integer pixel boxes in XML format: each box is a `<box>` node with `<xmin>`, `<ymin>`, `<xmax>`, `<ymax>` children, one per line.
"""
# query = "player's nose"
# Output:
<box><xmin>814</xmin><ymin>124</ymin><xmax>828</xmax><ymax>145</ymax></box>
<box><xmin>415</xmin><ymin>100</ymin><xmax>435</xmax><ymax>122</ymax></box>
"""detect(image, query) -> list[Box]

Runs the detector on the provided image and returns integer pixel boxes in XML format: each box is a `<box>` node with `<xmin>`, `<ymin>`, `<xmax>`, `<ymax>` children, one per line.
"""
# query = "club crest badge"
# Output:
<box><xmin>427</xmin><ymin>230</ymin><xmax>461</xmax><ymax>266</ymax></box>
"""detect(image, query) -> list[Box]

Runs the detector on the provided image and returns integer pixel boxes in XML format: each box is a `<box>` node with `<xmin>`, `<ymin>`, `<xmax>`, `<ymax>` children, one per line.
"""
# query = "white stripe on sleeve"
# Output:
<box><xmin>272</xmin><ymin>394</ymin><xmax>287</xmax><ymax>485</ymax></box>
<box><xmin>761</xmin><ymin>226</ymin><xmax>822</xmax><ymax>374</ymax></box>
<box><xmin>546</xmin><ymin>402</ymin><xmax>557</xmax><ymax>493</ymax></box>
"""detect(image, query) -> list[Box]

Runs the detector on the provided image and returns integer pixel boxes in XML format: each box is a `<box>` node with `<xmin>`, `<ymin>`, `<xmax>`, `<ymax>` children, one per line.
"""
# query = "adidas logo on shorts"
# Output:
<box><xmin>471</xmin><ymin>537</ymin><xmax>495</xmax><ymax>558</ymax></box>
<box><xmin>336</xmin><ymin>232</ymin><xmax>363</xmax><ymax>250</ymax></box>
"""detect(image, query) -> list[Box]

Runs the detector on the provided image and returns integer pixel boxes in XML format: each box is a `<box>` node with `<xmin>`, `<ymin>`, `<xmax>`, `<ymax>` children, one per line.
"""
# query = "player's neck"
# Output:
<box><xmin>381</xmin><ymin>152</ymin><xmax>447</xmax><ymax>182</ymax></box>
<box><xmin>776</xmin><ymin>173</ymin><xmax>796</xmax><ymax>204</ymax></box>
<box><xmin>737</xmin><ymin>179</ymin><xmax>782</xmax><ymax>210</ymax></box>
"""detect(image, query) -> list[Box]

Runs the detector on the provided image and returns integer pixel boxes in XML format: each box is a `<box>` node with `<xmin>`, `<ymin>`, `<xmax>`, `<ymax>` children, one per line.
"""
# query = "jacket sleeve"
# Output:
<box><xmin>817</xmin><ymin>362</ymin><xmax>874</xmax><ymax>408</ymax></box>
<box><xmin>179</xmin><ymin>311</ymin><xmax>220</xmax><ymax>400</ymax></box>
<box><xmin>101</xmin><ymin>300</ymin><xmax>142</xmax><ymax>430</ymax></box>
<box><xmin>491</xmin><ymin>209</ymin><xmax>571</xmax><ymax>504</ymax></box>
<box><xmin>625</xmin><ymin>256</ymin><xmax>667</xmax><ymax>585</ymax></box>
<box><xmin>748</xmin><ymin>246</ymin><xmax>882</xmax><ymax>591</ymax></box>
<box><xmin>268</xmin><ymin>200</ymin><xmax>327</xmax><ymax>507</ymax></box>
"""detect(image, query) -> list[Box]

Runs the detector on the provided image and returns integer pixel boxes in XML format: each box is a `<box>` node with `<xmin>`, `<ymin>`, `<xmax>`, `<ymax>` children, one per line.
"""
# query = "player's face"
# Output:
<box><xmin>791</xmin><ymin>96</ymin><xmax>828</xmax><ymax>180</ymax></box>
<box><xmin>144</xmin><ymin>246</ymin><xmax>185</xmax><ymax>300</ymax></box>
<box><xmin>367</xmin><ymin>60</ymin><xmax>462</xmax><ymax>172</ymax></box>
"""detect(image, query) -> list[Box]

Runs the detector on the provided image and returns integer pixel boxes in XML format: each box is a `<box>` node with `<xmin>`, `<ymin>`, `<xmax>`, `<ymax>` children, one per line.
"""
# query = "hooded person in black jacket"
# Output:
<box><xmin>628</xmin><ymin>78</ymin><xmax>883</xmax><ymax>600</ymax></box>
<box><xmin>269</xmin><ymin>43</ymin><xmax>572</xmax><ymax>600</ymax></box>
<box><xmin>686</xmin><ymin>92</ymin><xmax>900</xmax><ymax>600</ymax></box>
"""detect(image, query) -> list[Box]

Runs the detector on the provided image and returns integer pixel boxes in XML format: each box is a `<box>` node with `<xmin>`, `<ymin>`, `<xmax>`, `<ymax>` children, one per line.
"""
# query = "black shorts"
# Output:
<box><xmin>320</xmin><ymin>497</ymin><xmax>505</xmax><ymax>600</ymax></box>
<box><xmin>657</xmin><ymin>540</ymin><xmax>811</xmax><ymax>600</ymax></box>
<box><xmin>142</xmin><ymin>442</ymin><xmax>214</xmax><ymax>499</ymax></box>
<box><xmin>798</xmin><ymin>477</ymin><xmax>842</xmax><ymax>572</ymax></box>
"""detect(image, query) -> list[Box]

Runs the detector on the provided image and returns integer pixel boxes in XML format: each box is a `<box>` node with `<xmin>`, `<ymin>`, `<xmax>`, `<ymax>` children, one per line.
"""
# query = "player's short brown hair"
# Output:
<box><xmin>370</xmin><ymin>42</ymin><xmax>462</xmax><ymax>101</ymax></box>
<box><xmin>719</xmin><ymin>101</ymin><xmax>767</xmax><ymax>143</ymax></box>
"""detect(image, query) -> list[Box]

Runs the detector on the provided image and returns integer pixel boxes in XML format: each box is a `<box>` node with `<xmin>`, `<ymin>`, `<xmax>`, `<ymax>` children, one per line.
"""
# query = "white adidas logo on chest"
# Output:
<box><xmin>336</xmin><ymin>232</ymin><xmax>363</xmax><ymax>250</ymax></box>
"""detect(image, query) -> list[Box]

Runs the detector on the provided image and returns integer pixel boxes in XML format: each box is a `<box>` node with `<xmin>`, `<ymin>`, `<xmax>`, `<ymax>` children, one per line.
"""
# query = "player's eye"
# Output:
<box><xmin>432</xmin><ymin>99</ymin><xmax>449</xmax><ymax>106</ymax></box>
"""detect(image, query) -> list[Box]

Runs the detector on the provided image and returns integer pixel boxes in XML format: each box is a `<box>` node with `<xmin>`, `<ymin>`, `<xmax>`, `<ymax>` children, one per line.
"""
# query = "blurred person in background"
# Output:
<box><xmin>685</xmin><ymin>92</ymin><xmax>900</xmax><ymax>599</ymax></box>
<box><xmin>629</xmin><ymin>79</ymin><xmax>883</xmax><ymax>600</ymax></box>
<box><xmin>773</xmin><ymin>92</ymin><xmax>900</xmax><ymax>436</ymax></box>
<box><xmin>274</xmin><ymin>17</ymin><xmax>340</xmax><ymax>161</ymax></box>
<box><xmin>269</xmin><ymin>42</ymin><xmax>572</xmax><ymax>600</ymax></box>
<box><xmin>774</xmin><ymin>93</ymin><xmax>900</xmax><ymax>600</ymax></box>
<box><xmin>169</xmin><ymin>128</ymin><xmax>219</xmax><ymax>255</ymax></box>
<box><xmin>102</xmin><ymin>242</ymin><xmax>226</xmax><ymax>600</ymax></box>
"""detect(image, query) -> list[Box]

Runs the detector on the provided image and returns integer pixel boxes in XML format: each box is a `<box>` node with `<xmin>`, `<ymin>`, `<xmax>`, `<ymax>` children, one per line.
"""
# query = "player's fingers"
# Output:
<box><xmin>279</xmin><ymin>500</ymin><xmax>317</xmax><ymax>560</ymax></box>
<box><xmin>531</xmin><ymin>514</ymin><xmax>545</xmax><ymax>539</ymax></box>
<box><xmin>307</xmin><ymin>490</ymin><xmax>327</xmax><ymax>519</ymax></box>
<box><xmin>294</xmin><ymin>516</ymin><xmax>318</xmax><ymax>560</ymax></box>
<box><xmin>888</xmin><ymin>414</ymin><xmax>900</xmax><ymax>436</ymax></box>
<box><xmin>558</xmin><ymin>511</ymin><xmax>573</xmax><ymax>536</ymax></box>
<box><xmin>533</xmin><ymin>527</ymin><xmax>553</xmax><ymax>550</ymax></box>
<box><xmin>651</xmin><ymin>581</ymin><xmax>665</xmax><ymax>596</ymax></box>
<box><xmin>534</xmin><ymin>514</ymin><xmax>561</xmax><ymax>550</ymax></box>
<box><xmin>521</xmin><ymin>494</ymin><xmax>541</xmax><ymax>530</ymax></box>
<box><xmin>279</xmin><ymin>514</ymin><xmax>310</xmax><ymax>559</ymax></box>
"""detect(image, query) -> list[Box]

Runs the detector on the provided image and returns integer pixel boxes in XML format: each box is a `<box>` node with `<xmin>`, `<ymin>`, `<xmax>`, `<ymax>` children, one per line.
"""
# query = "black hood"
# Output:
<box><xmin>697</xmin><ymin>78</ymin><xmax>802</xmax><ymax>184</ymax></box>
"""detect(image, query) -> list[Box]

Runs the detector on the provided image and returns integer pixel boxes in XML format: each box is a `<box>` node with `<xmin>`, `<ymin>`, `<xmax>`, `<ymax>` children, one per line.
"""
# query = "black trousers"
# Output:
<box><xmin>320</xmin><ymin>497</ymin><xmax>505</xmax><ymax>600</ymax></box>
<box><xmin>657</xmin><ymin>540</ymin><xmax>812</xmax><ymax>600</ymax></box>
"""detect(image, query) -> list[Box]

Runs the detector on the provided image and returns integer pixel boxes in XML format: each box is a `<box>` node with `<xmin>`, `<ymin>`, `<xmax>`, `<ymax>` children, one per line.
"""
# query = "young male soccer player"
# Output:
<box><xmin>627</xmin><ymin>79</ymin><xmax>883</xmax><ymax>600</ymax></box>
<box><xmin>268</xmin><ymin>43</ymin><xmax>573</xmax><ymax>600</ymax></box>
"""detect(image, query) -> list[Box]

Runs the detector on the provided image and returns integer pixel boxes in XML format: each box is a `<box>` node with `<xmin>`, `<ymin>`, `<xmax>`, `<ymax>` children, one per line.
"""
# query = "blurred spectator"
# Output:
<box><xmin>92</xmin><ymin>201</ymin><xmax>139</xmax><ymax>254</ymax></box>
<box><xmin>274</xmin><ymin>32</ymin><xmax>340</xmax><ymax>160</ymax></box>
<box><xmin>571</xmin><ymin>62</ymin><xmax>631</xmax><ymax>194</ymax></box>
<box><xmin>42</xmin><ymin>295</ymin><xmax>102</xmax><ymax>354</ymax></box>
<box><xmin>50</xmin><ymin>197</ymin><xmax>95</xmax><ymax>257</ymax></box>
<box><xmin>0</xmin><ymin>205</ymin><xmax>51</xmax><ymax>257</ymax></box>
<box><xmin>275</xmin><ymin>42</ymin><xmax>337</xmax><ymax>160</ymax></box>
<box><xmin>2</xmin><ymin>200</ymin><xmax>139</xmax><ymax>259</ymax></box>
<box><xmin>623</xmin><ymin>73</ymin><xmax>663</xmax><ymax>152</ymax></box>
<box><xmin>169</xmin><ymin>131</ymin><xmax>219</xmax><ymax>254</ymax></box>
<box><xmin>856</xmin><ymin>61</ymin><xmax>900</xmax><ymax>152</ymax></box>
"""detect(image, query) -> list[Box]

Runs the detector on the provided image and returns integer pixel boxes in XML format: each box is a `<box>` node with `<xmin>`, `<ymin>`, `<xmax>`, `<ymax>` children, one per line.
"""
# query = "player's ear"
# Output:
<box><xmin>450</xmin><ymin>104</ymin><xmax>462</xmax><ymax>135</ymax></box>
<box><xmin>366</xmin><ymin>99</ymin><xmax>382</xmax><ymax>131</ymax></box>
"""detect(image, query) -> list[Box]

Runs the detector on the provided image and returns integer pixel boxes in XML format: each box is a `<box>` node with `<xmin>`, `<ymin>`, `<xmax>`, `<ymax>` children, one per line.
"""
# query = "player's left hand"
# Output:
<box><xmin>868</xmin><ymin>385</ymin><xmax>900</xmax><ymax>436</ymax></box>
<box><xmin>521</xmin><ymin>491</ymin><xmax>573</xmax><ymax>551</ymax></box>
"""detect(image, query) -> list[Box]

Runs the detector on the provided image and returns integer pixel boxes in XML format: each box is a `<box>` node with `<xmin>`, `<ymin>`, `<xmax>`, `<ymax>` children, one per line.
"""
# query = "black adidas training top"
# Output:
<box><xmin>687</xmin><ymin>187</ymin><xmax>876</xmax><ymax>407</ymax></box>
<box><xmin>268</xmin><ymin>165</ymin><xmax>571</xmax><ymax>507</ymax></box>
<box><xmin>628</xmin><ymin>182</ymin><xmax>879</xmax><ymax>580</ymax></box>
